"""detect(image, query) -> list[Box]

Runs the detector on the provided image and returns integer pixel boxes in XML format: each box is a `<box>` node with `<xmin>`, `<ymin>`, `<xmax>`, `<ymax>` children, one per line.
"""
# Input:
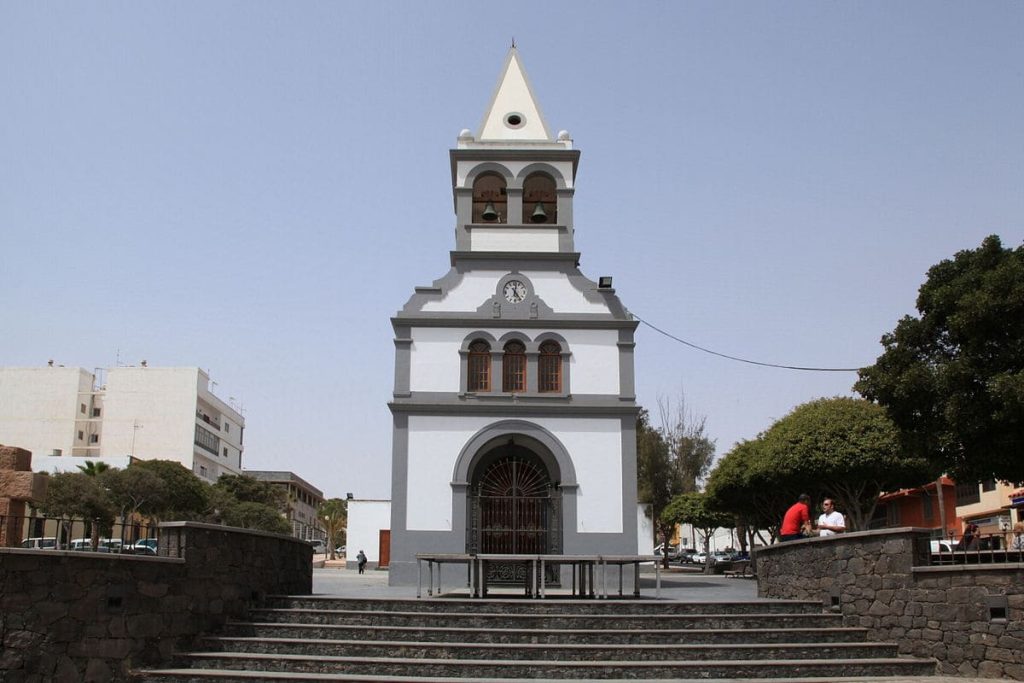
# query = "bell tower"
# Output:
<box><xmin>388</xmin><ymin>47</ymin><xmax>639</xmax><ymax>587</ymax></box>
<box><xmin>451</xmin><ymin>48</ymin><xmax>579</xmax><ymax>254</ymax></box>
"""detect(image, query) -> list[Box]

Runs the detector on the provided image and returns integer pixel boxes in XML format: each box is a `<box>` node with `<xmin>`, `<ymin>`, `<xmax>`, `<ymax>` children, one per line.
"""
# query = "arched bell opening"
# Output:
<box><xmin>472</xmin><ymin>173</ymin><xmax>507</xmax><ymax>223</ymax></box>
<box><xmin>523</xmin><ymin>172</ymin><xmax>556</xmax><ymax>224</ymax></box>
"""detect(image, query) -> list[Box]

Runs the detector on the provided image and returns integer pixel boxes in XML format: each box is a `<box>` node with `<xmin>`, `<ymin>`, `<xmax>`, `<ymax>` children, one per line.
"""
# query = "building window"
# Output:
<box><xmin>502</xmin><ymin>341</ymin><xmax>526</xmax><ymax>392</ymax></box>
<box><xmin>955</xmin><ymin>481</ymin><xmax>981</xmax><ymax>506</ymax></box>
<box><xmin>468</xmin><ymin>340</ymin><xmax>491</xmax><ymax>392</ymax></box>
<box><xmin>523</xmin><ymin>172</ymin><xmax>556</xmax><ymax>224</ymax></box>
<box><xmin>194</xmin><ymin>424</ymin><xmax>220</xmax><ymax>456</ymax></box>
<box><xmin>222</xmin><ymin>447</ymin><xmax>228</xmax><ymax>457</ymax></box>
<box><xmin>80</xmin><ymin>403</ymin><xmax>87</xmax><ymax>414</ymax></box>
<box><xmin>77</xmin><ymin>430</ymin><xmax>84</xmax><ymax>441</ymax></box>
<box><xmin>982</xmin><ymin>479</ymin><xmax>996</xmax><ymax>492</ymax></box>
<box><xmin>922</xmin><ymin>493</ymin><xmax>934</xmax><ymax>522</ymax></box>
<box><xmin>92</xmin><ymin>407</ymin><xmax>101</xmax><ymax>417</ymax></box>
<box><xmin>89</xmin><ymin>434</ymin><xmax>99</xmax><ymax>444</ymax></box>
<box><xmin>538</xmin><ymin>341</ymin><xmax>562</xmax><ymax>392</ymax></box>
<box><xmin>224</xmin><ymin>423</ymin><xmax>230</xmax><ymax>433</ymax></box>
<box><xmin>199</xmin><ymin>465</ymin><xmax>208</xmax><ymax>478</ymax></box>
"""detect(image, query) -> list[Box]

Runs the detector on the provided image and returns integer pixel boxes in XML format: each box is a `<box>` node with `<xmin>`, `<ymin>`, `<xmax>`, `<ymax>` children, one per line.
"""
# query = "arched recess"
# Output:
<box><xmin>453</xmin><ymin>421</ymin><xmax>579</xmax><ymax>569</ymax></box>
<box><xmin>465</xmin><ymin>163</ymin><xmax>513</xmax><ymax>224</ymax></box>
<box><xmin>523</xmin><ymin>172</ymin><xmax>557</xmax><ymax>224</ymax></box>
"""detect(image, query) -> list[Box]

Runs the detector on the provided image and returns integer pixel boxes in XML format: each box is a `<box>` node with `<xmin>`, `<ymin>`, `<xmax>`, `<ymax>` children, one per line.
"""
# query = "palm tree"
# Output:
<box><xmin>77</xmin><ymin>460</ymin><xmax>111</xmax><ymax>477</ymax></box>
<box><xmin>319</xmin><ymin>498</ymin><xmax>348</xmax><ymax>561</ymax></box>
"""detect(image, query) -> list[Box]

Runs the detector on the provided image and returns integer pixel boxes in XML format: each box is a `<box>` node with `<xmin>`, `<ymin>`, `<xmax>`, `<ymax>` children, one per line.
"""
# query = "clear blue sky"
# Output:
<box><xmin>2</xmin><ymin>3</ymin><xmax>1022</xmax><ymax>500</ymax></box>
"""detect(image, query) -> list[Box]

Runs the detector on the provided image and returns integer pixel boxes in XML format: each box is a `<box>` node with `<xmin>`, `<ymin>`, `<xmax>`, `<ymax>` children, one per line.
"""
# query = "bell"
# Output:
<box><xmin>481</xmin><ymin>202</ymin><xmax>498</xmax><ymax>221</ymax></box>
<box><xmin>530</xmin><ymin>202</ymin><xmax>548</xmax><ymax>223</ymax></box>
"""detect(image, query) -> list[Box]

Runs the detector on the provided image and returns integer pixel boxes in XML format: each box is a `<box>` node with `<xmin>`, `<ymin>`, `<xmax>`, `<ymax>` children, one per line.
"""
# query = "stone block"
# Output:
<box><xmin>987</xmin><ymin>646</ymin><xmax>1017</xmax><ymax>663</ymax></box>
<box><xmin>977</xmin><ymin>660</ymin><xmax>1005</xmax><ymax>677</ymax></box>
<box><xmin>0</xmin><ymin>446</ymin><xmax>32</xmax><ymax>471</ymax></box>
<box><xmin>0</xmin><ymin>470</ymin><xmax>47</xmax><ymax>502</ymax></box>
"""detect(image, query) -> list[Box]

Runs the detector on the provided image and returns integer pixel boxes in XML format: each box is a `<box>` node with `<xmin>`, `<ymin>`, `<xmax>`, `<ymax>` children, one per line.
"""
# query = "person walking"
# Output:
<box><xmin>779</xmin><ymin>494</ymin><xmax>812</xmax><ymax>542</ymax></box>
<box><xmin>817</xmin><ymin>498</ymin><xmax>846</xmax><ymax>536</ymax></box>
<box><xmin>356</xmin><ymin>550</ymin><xmax>368</xmax><ymax>574</ymax></box>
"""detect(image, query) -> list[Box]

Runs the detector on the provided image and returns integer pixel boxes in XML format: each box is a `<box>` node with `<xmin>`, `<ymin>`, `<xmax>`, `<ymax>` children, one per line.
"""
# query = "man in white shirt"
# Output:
<box><xmin>817</xmin><ymin>498</ymin><xmax>846</xmax><ymax>536</ymax></box>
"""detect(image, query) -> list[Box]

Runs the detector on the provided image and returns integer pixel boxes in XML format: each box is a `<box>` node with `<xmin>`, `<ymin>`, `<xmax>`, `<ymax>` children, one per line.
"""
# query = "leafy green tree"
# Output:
<box><xmin>207</xmin><ymin>474</ymin><xmax>290</xmax><ymax>534</ymax></box>
<box><xmin>100</xmin><ymin>466</ymin><xmax>167</xmax><ymax>528</ymax></box>
<box><xmin>213</xmin><ymin>474</ymin><xmax>287</xmax><ymax>512</ymax></box>
<box><xmin>131</xmin><ymin>459</ymin><xmax>209</xmax><ymax>520</ymax></box>
<box><xmin>856</xmin><ymin>235</ymin><xmax>1024</xmax><ymax>483</ymax></box>
<box><xmin>320</xmin><ymin>498</ymin><xmax>348</xmax><ymax>560</ymax></box>
<box><xmin>39</xmin><ymin>472</ymin><xmax>115</xmax><ymax>549</ymax></box>
<box><xmin>216</xmin><ymin>501</ymin><xmax>291</xmax><ymax>534</ymax></box>
<box><xmin>662</xmin><ymin>492</ymin><xmax>733</xmax><ymax>573</ymax></box>
<box><xmin>759</xmin><ymin>397</ymin><xmax>933</xmax><ymax>530</ymax></box>
<box><xmin>705</xmin><ymin>438</ymin><xmax>788</xmax><ymax>546</ymax></box>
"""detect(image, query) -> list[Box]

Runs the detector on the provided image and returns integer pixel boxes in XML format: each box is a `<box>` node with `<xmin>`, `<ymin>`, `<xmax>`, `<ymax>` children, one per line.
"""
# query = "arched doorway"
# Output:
<box><xmin>467</xmin><ymin>443</ymin><xmax>561</xmax><ymax>583</ymax></box>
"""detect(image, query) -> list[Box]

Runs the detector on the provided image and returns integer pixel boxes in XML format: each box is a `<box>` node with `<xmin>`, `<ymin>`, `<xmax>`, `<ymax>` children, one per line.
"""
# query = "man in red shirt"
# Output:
<box><xmin>780</xmin><ymin>493</ymin><xmax>811</xmax><ymax>542</ymax></box>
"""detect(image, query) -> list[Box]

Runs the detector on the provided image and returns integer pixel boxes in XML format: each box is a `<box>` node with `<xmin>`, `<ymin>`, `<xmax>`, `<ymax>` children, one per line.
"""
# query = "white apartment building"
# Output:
<box><xmin>0</xmin><ymin>364</ymin><xmax>243</xmax><ymax>483</ymax></box>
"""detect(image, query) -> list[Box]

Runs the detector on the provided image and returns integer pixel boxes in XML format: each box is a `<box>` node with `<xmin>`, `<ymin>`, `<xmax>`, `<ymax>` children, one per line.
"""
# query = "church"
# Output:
<box><xmin>387</xmin><ymin>48</ymin><xmax>640</xmax><ymax>586</ymax></box>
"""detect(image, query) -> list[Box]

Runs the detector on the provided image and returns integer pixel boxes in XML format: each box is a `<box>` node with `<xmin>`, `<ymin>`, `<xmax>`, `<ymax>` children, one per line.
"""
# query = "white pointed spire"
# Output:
<box><xmin>476</xmin><ymin>47</ymin><xmax>553</xmax><ymax>142</ymax></box>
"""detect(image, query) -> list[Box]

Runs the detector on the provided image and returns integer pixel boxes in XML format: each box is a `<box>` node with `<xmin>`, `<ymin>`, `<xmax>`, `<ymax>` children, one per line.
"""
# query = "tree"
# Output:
<box><xmin>705</xmin><ymin>438</ymin><xmax>788</xmax><ymax>546</ymax></box>
<box><xmin>100</xmin><ymin>466</ymin><xmax>168</xmax><ymax>530</ymax></box>
<box><xmin>637</xmin><ymin>395</ymin><xmax>716</xmax><ymax>567</ymax></box>
<box><xmin>759</xmin><ymin>397</ymin><xmax>933</xmax><ymax>530</ymax></box>
<box><xmin>657</xmin><ymin>392</ymin><xmax>716</xmax><ymax>494</ymax></box>
<box><xmin>77</xmin><ymin>460</ymin><xmax>110</xmax><ymax>477</ymax></box>
<box><xmin>320</xmin><ymin>498</ymin><xmax>348</xmax><ymax>560</ymax></box>
<box><xmin>209</xmin><ymin>474</ymin><xmax>290</xmax><ymax>534</ymax></box>
<box><xmin>130</xmin><ymin>459</ymin><xmax>209</xmax><ymax>520</ymax></box>
<box><xmin>39</xmin><ymin>472</ymin><xmax>115</xmax><ymax>549</ymax></box>
<box><xmin>662</xmin><ymin>492</ymin><xmax>733</xmax><ymax>573</ymax></box>
<box><xmin>635</xmin><ymin>409</ymin><xmax>675</xmax><ymax>567</ymax></box>
<box><xmin>856</xmin><ymin>235</ymin><xmax>1024</xmax><ymax>483</ymax></box>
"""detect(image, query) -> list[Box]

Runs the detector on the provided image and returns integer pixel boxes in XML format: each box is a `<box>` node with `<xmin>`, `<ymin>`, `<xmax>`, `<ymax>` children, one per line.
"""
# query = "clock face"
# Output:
<box><xmin>503</xmin><ymin>280</ymin><xmax>527</xmax><ymax>303</ymax></box>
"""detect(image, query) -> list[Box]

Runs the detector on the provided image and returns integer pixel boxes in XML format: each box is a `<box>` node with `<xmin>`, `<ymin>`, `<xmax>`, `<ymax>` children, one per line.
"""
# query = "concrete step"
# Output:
<box><xmin>267</xmin><ymin>595</ymin><xmax>824</xmax><ymax>615</ymax></box>
<box><xmin>248</xmin><ymin>607</ymin><xmax>845</xmax><ymax>631</ymax></box>
<box><xmin>150</xmin><ymin>652</ymin><xmax>938</xmax><ymax>679</ymax></box>
<box><xmin>229</xmin><ymin>621</ymin><xmax>873</xmax><ymax>644</ymax></box>
<box><xmin>205</xmin><ymin>636</ymin><xmax>900</xmax><ymax>661</ymax></box>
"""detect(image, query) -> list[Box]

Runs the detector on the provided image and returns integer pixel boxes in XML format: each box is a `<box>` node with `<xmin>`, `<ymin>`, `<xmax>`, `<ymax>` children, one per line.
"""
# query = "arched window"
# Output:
<box><xmin>523</xmin><ymin>172</ymin><xmax>556</xmax><ymax>224</ymax></box>
<box><xmin>538</xmin><ymin>341</ymin><xmax>562</xmax><ymax>393</ymax></box>
<box><xmin>468</xmin><ymin>340</ymin><xmax>491</xmax><ymax>392</ymax></box>
<box><xmin>502</xmin><ymin>340</ymin><xmax>526</xmax><ymax>393</ymax></box>
<box><xmin>472</xmin><ymin>173</ymin><xmax>507</xmax><ymax>223</ymax></box>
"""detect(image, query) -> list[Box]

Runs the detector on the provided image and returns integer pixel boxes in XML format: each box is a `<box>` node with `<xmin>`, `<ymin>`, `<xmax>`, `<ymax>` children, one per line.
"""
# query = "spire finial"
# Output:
<box><xmin>511</xmin><ymin>37</ymin><xmax>516</xmax><ymax>49</ymax></box>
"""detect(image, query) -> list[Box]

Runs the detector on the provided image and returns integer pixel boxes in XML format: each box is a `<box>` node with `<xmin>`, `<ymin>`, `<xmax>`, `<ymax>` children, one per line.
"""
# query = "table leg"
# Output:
<box><xmin>416</xmin><ymin>559</ymin><xmax>422</xmax><ymax>599</ymax></box>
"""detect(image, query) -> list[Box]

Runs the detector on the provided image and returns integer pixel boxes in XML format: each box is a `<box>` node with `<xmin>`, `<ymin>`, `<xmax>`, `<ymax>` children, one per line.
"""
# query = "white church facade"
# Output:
<box><xmin>387</xmin><ymin>49</ymin><xmax>640</xmax><ymax>586</ymax></box>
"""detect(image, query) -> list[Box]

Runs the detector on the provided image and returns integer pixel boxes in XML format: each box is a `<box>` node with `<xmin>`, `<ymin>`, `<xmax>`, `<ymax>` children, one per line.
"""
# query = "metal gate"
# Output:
<box><xmin>468</xmin><ymin>449</ymin><xmax>561</xmax><ymax>584</ymax></box>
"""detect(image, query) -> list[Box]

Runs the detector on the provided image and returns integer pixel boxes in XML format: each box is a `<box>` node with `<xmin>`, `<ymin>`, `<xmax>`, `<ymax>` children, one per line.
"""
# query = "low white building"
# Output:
<box><xmin>0</xmin><ymin>364</ymin><xmax>244</xmax><ymax>483</ymax></box>
<box><xmin>346</xmin><ymin>499</ymin><xmax>392</xmax><ymax>570</ymax></box>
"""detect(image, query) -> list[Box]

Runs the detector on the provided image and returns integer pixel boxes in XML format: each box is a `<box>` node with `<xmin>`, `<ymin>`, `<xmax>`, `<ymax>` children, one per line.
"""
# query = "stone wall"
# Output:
<box><xmin>0</xmin><ymin>521</ymin><xmax>312</xmax><ymax>682</ymax></box>
<box><xmin>756</xmin><ymin>527</ymin><xmax>1024</xmax><ymax>679</ymax></box>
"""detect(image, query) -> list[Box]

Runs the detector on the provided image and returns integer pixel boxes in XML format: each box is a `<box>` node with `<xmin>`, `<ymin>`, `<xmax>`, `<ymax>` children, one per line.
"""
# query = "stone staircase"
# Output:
<box><xmin>135</xmin><ymin>595</ymin><xmax>936</xmax><ymax>681</ymax></box>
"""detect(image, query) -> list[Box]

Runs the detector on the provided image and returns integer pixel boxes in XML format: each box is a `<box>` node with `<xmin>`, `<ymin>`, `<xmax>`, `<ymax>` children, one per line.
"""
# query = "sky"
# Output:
<box><xmin>2</xmin><ymin>2</ymin><xmax>1022</xmax><ymax>501</ymax></box>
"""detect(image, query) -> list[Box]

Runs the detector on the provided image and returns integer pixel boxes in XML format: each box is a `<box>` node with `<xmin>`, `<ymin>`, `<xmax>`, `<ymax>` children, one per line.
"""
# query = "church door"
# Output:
<box><xmin>468</xmin><ymin>446</ymin><xmax>561</xmax><ymax>583</ymax></box>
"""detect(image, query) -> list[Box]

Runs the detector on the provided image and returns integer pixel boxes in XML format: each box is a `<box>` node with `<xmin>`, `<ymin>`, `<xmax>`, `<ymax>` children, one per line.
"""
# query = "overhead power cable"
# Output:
<box><xmin>632</xmin><ymin>314</ymin><xmax>862</xmax><ymax>373</ymax></box>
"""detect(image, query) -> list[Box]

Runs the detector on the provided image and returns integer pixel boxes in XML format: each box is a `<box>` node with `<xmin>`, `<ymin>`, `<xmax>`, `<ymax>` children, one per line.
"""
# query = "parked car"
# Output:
<box><xmin>309</xmin><ymin>539</ymin><xmax>327</xmax><ymax>553</ymax></box>
<box><xmin>690</xmin><ymin>551</ymin><xmax>708</xmax><ymax>564</ymax></box>
<box><xmin>132</xmin><ymin>538</ymin><xmax>158</xmax><ymax>555</ymax></box>
<box><xmin>711</xmin><ymin>552</ymin><xmax>733</xmax><ymax>564</ymax></box>
<box><xmin>654</xmin><ymin>543</ymin><xmax>680</xmax><ymax>560</ymax></box>
<box><xmin>20</xmin><ymin>537</ymin><xmax>57</xmax><ymax>550</ymax></box>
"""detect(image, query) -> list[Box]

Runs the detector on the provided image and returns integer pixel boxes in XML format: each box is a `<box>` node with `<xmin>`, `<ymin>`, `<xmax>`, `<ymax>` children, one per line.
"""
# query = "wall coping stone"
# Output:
<box><xmin>158</xmin><ymin>520</ymin><xmax>311</xmax><ymax>545</ymax></box>
<box><xmin>0</xmin><ymin>547</ymin><xmax>184</xmax><ymax>564</ymax></box>
<box><xmin>913</xmin><ymin>563</ymin><xmax>1024</xmax><ymax>575</ymax></box>
<box><xmin>754</xmin><ymin>526</ymin><xmax>931</xmax><ymax>555</ymax></box>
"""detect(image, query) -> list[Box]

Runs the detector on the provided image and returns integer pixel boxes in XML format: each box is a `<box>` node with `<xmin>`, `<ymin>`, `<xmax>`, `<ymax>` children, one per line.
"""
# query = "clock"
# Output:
<box><xmin>503</xmin><ymin>280</ymin><xmax>527</xmax><ymax>303</ymax></box>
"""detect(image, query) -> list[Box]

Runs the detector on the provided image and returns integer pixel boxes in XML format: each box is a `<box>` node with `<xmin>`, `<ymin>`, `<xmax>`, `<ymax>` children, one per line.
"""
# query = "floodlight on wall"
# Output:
<box><xmin>346</xmin><ymin>492</ymin><xmax>354</xmax><ymax>500</ymax></box>
<box><xmin>598</xmin><ymin>276</ymin><xmax>613</xmax><ymax>289</ymax></box>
